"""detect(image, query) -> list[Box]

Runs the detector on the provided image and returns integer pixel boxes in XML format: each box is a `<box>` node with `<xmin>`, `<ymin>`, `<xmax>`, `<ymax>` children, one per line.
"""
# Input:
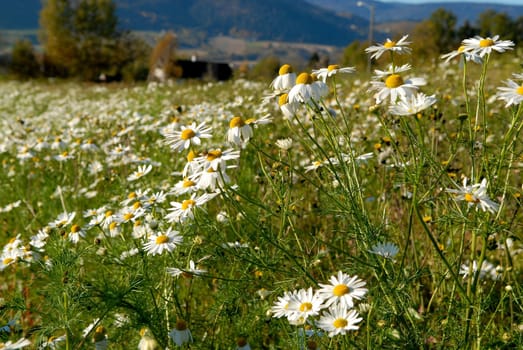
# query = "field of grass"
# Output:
<box><xmin>1</xmin><ymin>36</ymin><xmax>523</xmax><ymax>349</ymax></box>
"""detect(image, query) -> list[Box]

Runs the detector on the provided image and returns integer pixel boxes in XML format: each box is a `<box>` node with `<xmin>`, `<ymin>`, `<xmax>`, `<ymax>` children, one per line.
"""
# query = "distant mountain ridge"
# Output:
<box><xmin>305</xmin><ymin>0</ymin><xmax>523</xmax><ymax>24</ymax></box>
<box><xmin>0</xmin><ymin>0</ymin><xmax>368</xmax><ymax>47</ymax></box>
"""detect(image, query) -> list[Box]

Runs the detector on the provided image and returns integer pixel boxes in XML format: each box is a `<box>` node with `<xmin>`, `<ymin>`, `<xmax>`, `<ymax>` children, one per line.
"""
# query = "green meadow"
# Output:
<box><xmin>1</xmin><ymin>36</ymin><xmax>522</xmax><ymax>349</ymax></box>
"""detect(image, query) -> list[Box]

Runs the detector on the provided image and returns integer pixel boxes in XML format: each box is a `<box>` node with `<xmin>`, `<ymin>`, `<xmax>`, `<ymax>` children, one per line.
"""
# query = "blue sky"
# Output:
<box><xmin>379</xmin><ymin>0</ymin><xmax>522</xmax><ymax>4</ymax></box>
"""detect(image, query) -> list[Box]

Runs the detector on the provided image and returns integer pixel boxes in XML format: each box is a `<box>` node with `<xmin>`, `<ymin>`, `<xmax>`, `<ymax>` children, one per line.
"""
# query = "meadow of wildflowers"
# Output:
<box><xmin>1</xmin><ymin>34</ymin><xmax>523</xmax><ymax>349</ymax></box>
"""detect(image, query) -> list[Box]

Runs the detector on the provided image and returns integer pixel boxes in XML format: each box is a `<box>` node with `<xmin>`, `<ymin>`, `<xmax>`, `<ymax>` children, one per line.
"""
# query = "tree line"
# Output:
<box><xmin>4</xmin><ymin>3</ymin><xmax>523</xmax><ymax>81</ymax></box>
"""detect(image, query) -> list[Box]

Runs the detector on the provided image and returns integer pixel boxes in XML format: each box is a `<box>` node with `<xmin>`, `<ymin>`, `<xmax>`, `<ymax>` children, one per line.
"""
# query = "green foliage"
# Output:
<box><xmin>8</xmin><ymin>39</ymin><xmax>40</xmax><ymax>79</ymax></box>
<box><xmin>39</xmin><ymin>0</ymin><xmax>150</xmax><ymax>81</ymax></box>
<box><xmin>247</xmin><ymin>55</ymin><xmax>280</xmax><ymax>81</ymax></box>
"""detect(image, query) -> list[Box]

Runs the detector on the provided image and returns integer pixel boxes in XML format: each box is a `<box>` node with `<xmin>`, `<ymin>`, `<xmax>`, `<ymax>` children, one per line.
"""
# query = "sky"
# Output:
<box><xmin>379</xmin><ymin>0</ymin><xmax>523</xmax><ymax>4</ymax></box>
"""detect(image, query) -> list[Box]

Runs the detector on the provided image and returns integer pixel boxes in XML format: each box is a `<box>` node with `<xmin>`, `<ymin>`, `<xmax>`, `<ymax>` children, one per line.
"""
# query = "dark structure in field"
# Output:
<box><xmin>176</xmin><ymin>59</ymin><xmax>232</xmax><ymax>81</ymax></box>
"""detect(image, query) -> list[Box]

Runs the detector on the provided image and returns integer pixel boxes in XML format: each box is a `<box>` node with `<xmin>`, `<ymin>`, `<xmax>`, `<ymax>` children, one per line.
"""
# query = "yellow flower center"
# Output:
<box><xmin>517</xmin><ymin>86</ymin><xmax>523</xmax><ymax>95</ymax></box>
<box><xmin>156</xmin><ymin>235</ymin><xmax>169</xmax><ymax>244</ymax></box>
<box><xmin>230</xmin><ymin>116</ymin><xmax>245</xmax><ymax>128</ymax></box>
<box><xmin>279</xmin><ymin>64</ymin><xmax>293</xmax><ymax>75</ymax></box>
<box><xmin>464</xmin><ymin>193</ymin><xmax>477</xmax><ymax>203</ymax></box>
<box><xmin>278</xmin><ymin>93</ymin><xmax>289</xmax><ymax>106</ymax></box>
<box><xmin>479</xmin><ymin>38</ymin><xmax>494</xmax><ymax>47</ymax></box>
<box><xmin>109</xmin><ymin>222</ymin><xmax>118</xmax><ymax>231</ymax></box>
<box><xmin>457</xmin><ymin>45</ymin><xmax>466</xmax><ymax>53</ymax></box>
<box><xmin>333</xmin><ymin>284</ymin><xmax>350</xmax><ymax>296</ymax></box>
<box><xmin>245</xmin><ymin>118</ymin><xmax>256</xmax><ymax>124</ymax></box>
<box><xmin>333</xmin><ymin>318</ymin><xmax>348</xmax><ymax>329</ymax></box>
<box><xmin>61</xmin><ymin>151</ymin><xmax>69</xmax><ymax>157</ymax></box>
<box><xmin>123</xmin><ymin>212</ymin><xmax>134</xmax><ymax>221</ymax></box>
<box><xmin>182</xmin><ymin>199</ymin><xmax>196</xmax><ymax>210</ymax></box>
<box><xmin>187</xmin><ymin>150</ymin><xmax>196</xmax><ymax>162</ymax></box>
<box><xmin>3</xmin><ymin>257</ymin><xmax>14</xmax><ymax>266</ymax></box>
<box><xmin>183</xmin><ymin>178</ymin><xmax>196</xmax><ymax>187</ymax></box>
<box><xmin>206</xmin><ymin>150</ymin><xmax>222</xmax><ymax>161</ymax></box>
<box><xmin>128</xmin><ymin>192</ymin><xmax>136</xmax><ymax>199</ymax></box>
<box><xmin>299</xmin><ymin>302</ymin><xmax>313</xmax><ymax>312</ymax></box>
<box><xmin>181</xmin><ymin>128</ymin><xmax>196</xmax><ymax>140</ymax></box>
<box><xmin>327</xmin><ymin>64</ymin><xmax>340</xmax><ymax>71</ymax></box>
<box><xmin>133</xmin><ymin>201</ymin><xmax>142</xmax><ymax>210</ymax></box>
<box><xmin>70</xmin><ymin>224</ymin><xmax>81</xmax><ymax>233</ymax></box>
<box><xmin>385</xmin><ymin>74</ymin><xmax>404</xmax><ymax>88</ymax></box>
<box><xmin>105</xmin><ymin>210</ymin><xmax>113</xmax><ymax>218</ymax></box>
<box><xmin>384</xmin><ymin>40</ymin><xmax>396</xmax><ymax>48</ymax></box>
<box><xmin>175</xmin><ymin>319</ymin><xmax>188</xmax><ymax>331</ymax></box>
<box><xmin>296</xmin><ymin>72</ymin><xmax>313</xmax><ymax>85</ymax></box>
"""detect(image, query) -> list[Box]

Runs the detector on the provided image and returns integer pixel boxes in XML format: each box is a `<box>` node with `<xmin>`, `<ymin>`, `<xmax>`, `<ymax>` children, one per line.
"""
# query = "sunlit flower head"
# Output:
<box><xmin>165</xmin><ymin>193</ymin><xmax>214</xmax><ymax>223</ymax></box>
<box><xmin>389</xmin><ymin>92</ymin><xmax>437</xmax><ymax>116</ymax></box>
<box><xmin>0</xmin><ymin>337</ymin><xmax>32</xmax><ymax>349</ymax></box>
<box><xmin>164</xmin><ymin>122</ymin><xmax>213</xmax><ymax>152</ymax></box>
<box><xmin>365</xmin><ymin>34</ymin><xmax>411</xmax><ymax>60</ymax></box>
<box><xmin>369</xmin><ymin>72</ymin><xmax>426</xmax><ymax>104</ymax></box>
<box><xmin>143</xmin><ymin>227</ymin><xmax>183</xmax><ymax>255</ymax></box>
<box><xmin>446</xmin><ymin>177</ymin><xmax>499</xmax><ymax>214</ymax></box>
<box><xmin>127</xmin><ymin>164</ymin><xmax>153</xmax><ymax>181</ymax></box>
<box><xmin>312</xmin><ymin>64</ymin><xmax>355</xmax><ymax>83</ymax></box>
<box><xmin>441</xmin><ymin>45</ymin><xmax>482</xmax><ymax>64</ymax></box>
<box><xmin>461</xmin><ymin>35</ymin><xmax>514</xmax><ymax>58</ymax></box>
<box><xmin>317</xmin><ymin>271</ymin><xmax>368</xmax><ymax>309</ymax></box>
<box><xmin>496</xmin><ymin>74</ymin><xmax>523</xmax><ymax>107</ymax></box>
<box><xmin>369</xmin><ymin>242</ymin><xmax>399</xmax><ymax>259</ymax></box>
<box><xmin>288</xmin><ymin>72</ymin><xmax>329</xmax><ymax>104</ymax></box>
<box><xmin>278</xmin><ymin>93</ymin><xmax>299</xmax><ymax>119</ymax></box>
<box><xmin>286</xmin><ymin>287</ymin><xmax>325</xmax><ymax>323</ymax></box>
<box><xmin>167</xmin><ymin>259</ymin><xmax>207</xmax><ymax>278</ymax></box>
<box><xmin>49</xmin><ymin>212</ymin><xmax>76</xmax><ymax>229</ymax></box>
<box><xmin>270</xmin><ymin>64</ymin><xmax>296</xmax><ymax>92</ymax></box>
<box><xmin>316</xmin><ymin>304</ymin><xmax>363</xmax><ymax>337</ymax></box>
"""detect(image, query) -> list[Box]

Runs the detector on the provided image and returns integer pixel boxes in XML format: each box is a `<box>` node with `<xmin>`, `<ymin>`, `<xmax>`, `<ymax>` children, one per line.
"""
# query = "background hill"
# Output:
<box><xmin>0</xmin><ymin>0</ymin><xmax>368</xmax><ymax>47</ymax></box>
<box><xmin>305</xmin><ymin>0</ymin><xmax>523</xmax><ymax>24</ymax></box>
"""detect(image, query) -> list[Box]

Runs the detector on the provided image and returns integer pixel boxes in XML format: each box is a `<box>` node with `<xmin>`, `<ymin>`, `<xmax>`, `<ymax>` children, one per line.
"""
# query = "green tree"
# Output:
<box><xmin>427</xmin><ymin>8</ymin><xmax>459</xmax><ymax>53</ymax></box>
<box><xmin>478</xmin><ymin>10</ymin><xmax>515</xmax><ymax>41</ymax></box>
<box><xmin>456</xmin><ymin>20</ymin><xmax>478</xmax><ymax>41</ymax></box>
<box><xmin>9</xmin><ymin>39</ymin><xmax>41</xmax><ymax>79</ymax></box>
<box><xmin>39</xmin><ymin>0</ymin><xmax>148</xmax><ymax>80</ymax></box>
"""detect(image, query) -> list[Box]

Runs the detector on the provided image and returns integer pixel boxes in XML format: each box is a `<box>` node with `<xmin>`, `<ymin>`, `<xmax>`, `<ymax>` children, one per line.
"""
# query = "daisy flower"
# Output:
<box><xmin>167</xmin><ymin>259</ymin><xmax>207</xmax><ymax>278</ymax></box>
<box><xmin>369</xmin><ymin>72</ymin><xmax>426</xmax><ymax>104</ymax></box>
<box><xmin>446</xmin><ymin>177</ymin><xmax>499</xmax><ymax>214</ymax></box>
<box><xmin>171</xmin><ymin>178</ymin><xmax>199</xmax><ymax>196</ymax></box>
<box><xmin>127</xmin><ymin>164</ymin><xmax>152</xmax><ymax>181</ymax></box>
<box><xmin>0</xmin><ymin>337</ymin><xmax>32</xmax><ymax>349</ymax></box>
<box><xmin>270</xmin><ymin>64</ymin><xmax>296</xmax><ymax>92</ymax></box>
<box><xmin>462</xmin><ymin>35</ymin><xmax>514</xmax><ymax>58</ymax></box>
<box><xmin>227</xmin><ymin>115</ymin><xmax>271</xmax><ymax>147</ymax></box>
<box><xmin>49</xmin><ymin>211</ymin><xmax>76</xmax><ymax>229</ymax></box>
<box><xmin>286</xmin><ymin>287</ymin><xmax>325</xmax><ymax>324</ymax></box>
<box><xmin>496</xmin><ymin>75</ymin><xmax>523</xmax><ymax>107</ymax></box>
<box><xmin>164</xmin><ymin>122</ymin><xmax>213</xmax><ymax>152</ymax></box>
<box><xmin>169</xmin><ymin>320</ymin><xmax>193</xmax><ymax>347</ymax></box>
<box><xmin>277</xmin><ymin>93</ymin><xmax>299</xmax><ymax>119</ymax></box>
<box><xmin>288</xmin><ymin>72</ymin><xmax>329</xmax><ymax>104</ymax></box>
<box><xmin>316</xmin><ymin>304</ymin><xmax>363</xmax><ymax>337</ymax></box>
<box><xmin>365</xmin><ymin>34</ymin><xmax>411</xmax><ymax>60</ymax></box>
<box><xmin>143</xmin><ymin>227</ymin><xmax>183</xmax><ymax>256</ymax></box>
<box><xmin>312</xmin><ymin>64</ymin><xmax>355</xmax><ymax>83</ymax></box>
<box><xmin>441</xmin><ymin>45</ymin><xmax>482</xmax><ymax>64</ymax></box>
<box><xmin>138</xmin><ymin>328</ymin><xmax>159</xmax><ymax>350</ymax></box>
<box><xmin>388</xmin><ymin>92</ymin><xmax>437</xmax><ymax>116</ymax></box>
<box><xmin>67</xmin><ymin>224</ymin><xmax>86</xmax><ymax>244</ymax></box>
<box><xmin>165</xmin><ymin>193</ymin><xmax>213</xmax><ymax>223</ymax></box>
<box><xmin>270</xmin><ymin>290</ymin><xmax>298</xmax><ymax>319</ymax></box>
<box><xmin>369</xmin><ymin>242</ymin><xmax>399</xmax><ymax>259</ymax></box>
<box><xmin>195</xmin><ymin>148</ymin><xmax>240</xmax><ymax>172</ymax></box>
<box><xmin>193</xmin><ymin>167</ymin><xmax>231</xmax><ymax>191</ymax></box>
<box><xmin>317</xmin><ymin>271</ymin><xmax>368</xmax><ymax>309</ymax></box>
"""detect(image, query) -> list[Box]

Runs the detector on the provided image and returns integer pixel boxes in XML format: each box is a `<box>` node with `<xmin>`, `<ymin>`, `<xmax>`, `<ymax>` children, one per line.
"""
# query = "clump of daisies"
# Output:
<box><xmin>270</xmin><ymin>271</ymin><xmax>367</xmax><ymax>338</ymax></box>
